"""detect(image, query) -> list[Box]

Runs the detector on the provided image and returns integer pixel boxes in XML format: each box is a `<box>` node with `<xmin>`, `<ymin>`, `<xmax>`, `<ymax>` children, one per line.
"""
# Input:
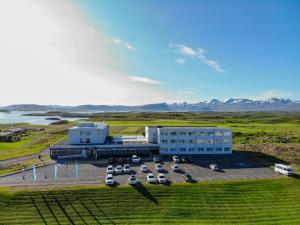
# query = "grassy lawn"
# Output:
<box><xmin>0</xmin><ymin>124</ymin><xmax>70</xmax><ymax>160</ymax></box>
<box><xmin>0</xmin><ymin>178</ymin><xmax>299</xmax><ymax>224</ymax></box>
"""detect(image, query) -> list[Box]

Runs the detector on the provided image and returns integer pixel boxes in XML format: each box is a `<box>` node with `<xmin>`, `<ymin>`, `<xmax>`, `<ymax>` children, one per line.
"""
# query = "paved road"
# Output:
<box><xmin>0</xmin><ymin>154</ymin><xmax>282</xmax><ymax>186</ymax></box>
<box><xmin>0</xmin><ymin>148</ymin><xmax>50</xmax><ymax>167</ymax></box>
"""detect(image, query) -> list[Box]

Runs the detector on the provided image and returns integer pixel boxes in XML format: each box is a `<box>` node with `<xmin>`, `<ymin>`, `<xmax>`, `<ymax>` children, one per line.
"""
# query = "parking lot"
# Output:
<box><xmin>0</xmin><ymin>152</ymin><xmax>281</xmax><ymax>186</ymax></box>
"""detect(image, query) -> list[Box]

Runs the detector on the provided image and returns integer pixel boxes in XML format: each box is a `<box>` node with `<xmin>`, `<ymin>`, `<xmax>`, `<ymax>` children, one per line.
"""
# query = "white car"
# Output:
<box><xmin>155</xmin><ymin>163</ymin><xmax>164</xmax><ymax>172</ymax></box>
<box><xmin>106</xmin><ymin>165</ymin><xmax>114</xmax><ymax>174</ymax></box>
<box><xmin>123</xmin><ymin>164</ymin><xmax>131</xmax><ymax>174</ymax></box>
<box><xmin>170</xmin><ymin>164</ymin><xmax>180</xmax><ymax>172</ymax></box>
<box><xmin>115</xmin><ymin>165</ymin><xmax>123</xmax><ymax>174</ymax></box>
<box><xmin>132</xmin><ymin>155</ymin><xmax>141</xmax><ymax>163</ymax></box>
<box><xmin>147</xmin><ymin>173</ymin><xmax>156</xmax><ymax>183</ymax></box>
<box><xmin>172</xmin><ymin>155</ymin><xmax>180</xmax><ymax>163</ymax></box>
<box><xmin>209</xmin><ymin>164</ymin><xmax>219</xmax><ymax>171</ymax></box>
<box><xmin>105</xmin><ymin>174</ymin><xmax>114</xmax><ymax>185</ymax></box>
<box><xmin>157</xmin><ymin>173</ymin><xmax>166</xmax><ymax>184</ymax></box>
<box><xmin>274</xmin><ymin>164</ymin><xmax>294</xmax><ymax>176</ymax></box>
<box><xmin>140</xmin><ymin>164</ymin><xmax>148</xmax><ymax>172</ymax></box>
<box><xmin>128</xmin><ymin>175</ymin><xmax>137</xmax><ymax>185</ymax></box>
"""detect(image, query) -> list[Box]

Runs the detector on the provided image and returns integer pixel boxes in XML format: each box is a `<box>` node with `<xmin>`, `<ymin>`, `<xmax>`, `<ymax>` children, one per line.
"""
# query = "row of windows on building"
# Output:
<box><xmin>160</xmin><ymin>131</ymin><xmax>231</xmax><ymax>136</ymax></box>
<box><xmin>79</xmin><ymin>131</ymin><xmax>92</xmax><ymax>136</ymax></box>
<box><xmin>160</xmin><ymin>139</ymin><xmax>231</xmax><ymax>144</ymax></box>
<box><xmin>160</xmin><ymin>147</ymin><xmax>231</xmax><ymax>152</ymax></box>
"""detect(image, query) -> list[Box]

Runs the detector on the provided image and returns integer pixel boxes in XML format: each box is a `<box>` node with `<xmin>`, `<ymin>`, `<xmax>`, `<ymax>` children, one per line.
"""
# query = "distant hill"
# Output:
<box><xmin>1</xmin><ymin>98</ymin><xmax>300</xmax><ymax>112</ymax></box>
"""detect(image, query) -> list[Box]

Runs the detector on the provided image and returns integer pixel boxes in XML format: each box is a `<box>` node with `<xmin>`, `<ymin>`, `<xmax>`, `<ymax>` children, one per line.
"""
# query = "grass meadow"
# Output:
<box><xmin>0</xmin><ymin>178</ymin><xmax>299</xmax><ymax>225</ymax></box>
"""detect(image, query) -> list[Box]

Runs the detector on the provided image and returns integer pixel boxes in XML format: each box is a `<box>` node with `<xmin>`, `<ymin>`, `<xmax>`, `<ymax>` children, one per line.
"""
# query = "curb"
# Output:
<box><xmin>0</xmin><ymin>162</ymin><xmax>56</xmax><ymax>178</ymax></box>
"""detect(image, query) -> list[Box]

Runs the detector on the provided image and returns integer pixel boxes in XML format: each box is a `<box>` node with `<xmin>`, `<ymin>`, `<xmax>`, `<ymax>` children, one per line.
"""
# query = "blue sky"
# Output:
<box><xmin>0</xmin><ymin>0</ymin><xmax>299</xmax><ymax>106</ymax></box>
<box><xmin>76</xmin><ymin>0</ymin><xmax>300</xmax><ymax>101</ymax></box>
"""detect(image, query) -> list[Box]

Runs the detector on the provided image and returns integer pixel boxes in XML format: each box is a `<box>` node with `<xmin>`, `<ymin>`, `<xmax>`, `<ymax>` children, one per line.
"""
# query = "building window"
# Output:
<box><xmin>189</xmin><ymin>139</ymin><xmax>195</xmax><ymax>144</ymax></box>
<box><xmin>215</xmin><ymin>139</ymin><xmax>223</xmax><ymax>144</ymax></box>
<box><xmin>198</xmin><ymin>148</ymin><xmax>204</xmax><ymax>152</ymax></box>
<box><xmin>161</xmin><ymin>140</ymin><xmax>168</xmax><ymax>144</ymax></box>
<box><xmin>179</xmin><ymin>132</ymin><xmax>186</xmax><ymax>135</ymax></box>
<box><xmin>171</xmin><ymin>140</ymin><xmax>177</xmax><ymax>144</ymax></box>
<box><xmin>188</xmin><ymin>132</ymin><xmax>195</xmax><ymax>136</ymax></box>
<box><xmin>223</xmin><ymin>139</ymin><xmax>231</xmax><ymax>143</ymax></box>
<box><xmin>179</xmin><ymin>148</ymin><xmax>186</xmax><ymax>152</ymax></box>
<box><xmin>207</xmin><ymin>131</ymin><xmax>214</xmax><ymax>136</ymax></box>
<box><xmin>170</xmin><ymin>148</ymin><xmax>177</xmax><ymax>152</ymax></box>
<box><xmin>196</xmin><ymin>131</ymin><xmax>205</xmax><ymax>136</ymax></box>
<box><xmin>215</xmin><ymin>131</ymin><xmax>223</xmax><ymax>136</ymax></box>
<box><xmin>80</xmin><ymin>131</ymin><xmax>83</xmax><ymax>136</ymax></box>
<box><xmin>196</xmin><ymin>139</ymin><xmax>205</xmax><ymax>144</ymax></box>
<box><xmin>80</xmin><ymin>138</ymin><xmax>83</xmax><ymax>143</ymax></box>
<box><xmin>207</xmin><ymin>148</ymin><xmax>213</xmax><ymax>152</ymax></box>
<box><xmin>207</xmin><ymin>140</ymin><xmax>213</xmax><ymax>144</ymax></box>
<box><xmin>224</xmin><ymin>132</ymin><xmax>231</xmax><ymax>136</ymax></box>
<box><xmin>215</xmin><ymin>147</ymin><xmax>222</xmax><ymax>151</ymax></box>
<box><xmin>171</xmin><ymin>132</ymin><xmax>177</xmax><ymax>136</ymax></box>
<box><xmin>224</xmin><ymin>147</ymin><xmax>231</xmax><ymax>151</ymax></box>
<box><xmin>179</xmin><ymin>139</ymin><xmax>185</xmax><ymax>144</ymax></box>
<box><xmin>188</xmin><ymin>148</ymin><xmax>195</xmax><ymax>152</ymax></box>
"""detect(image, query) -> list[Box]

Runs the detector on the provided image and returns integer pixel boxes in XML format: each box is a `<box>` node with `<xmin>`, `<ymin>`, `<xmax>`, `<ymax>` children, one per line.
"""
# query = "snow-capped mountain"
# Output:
<box><xmin>168</xmin><ymin>98</ymin><xmax>300</xmax><ymax>112</ymax></box>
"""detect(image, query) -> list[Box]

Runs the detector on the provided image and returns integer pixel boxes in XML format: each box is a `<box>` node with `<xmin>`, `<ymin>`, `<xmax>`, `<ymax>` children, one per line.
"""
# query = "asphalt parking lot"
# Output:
<box><xmin>0</xmin><ymin>153</ymin><xmax>282</xmax><ymax>186</ymax></box>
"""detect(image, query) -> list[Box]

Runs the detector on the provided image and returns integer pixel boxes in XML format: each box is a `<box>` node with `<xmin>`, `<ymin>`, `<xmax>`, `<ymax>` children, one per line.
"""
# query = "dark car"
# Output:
<box><xmin>108</xmin><ymin>158</ymin><xmax>115</xmax><ymax>164</ymax></box>
<box><xmin>181</xmin><ymin>157</ymin><xmax>193</xmax><ymax>163</ymax></box>
<box><xmin>153</xmin><ymin>157</ymin><xmax>160</xmax><ymax>163</ymax></box>
<box><xmin>183</xmin><ymin>173</ymin><xmax>193</xmax><ymax>182</ymax></box>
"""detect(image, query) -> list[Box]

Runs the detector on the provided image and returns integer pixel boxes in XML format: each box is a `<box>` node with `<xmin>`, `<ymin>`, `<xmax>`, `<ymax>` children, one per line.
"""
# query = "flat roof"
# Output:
<box><xmin>146</xmin><ymin>126</ymin><xmax>229</xmax><ymax>129</ymax></box>
<box><xmin>70</xmin><ymin>122</ymin><xmax>108</xmax><ymax>129</ymax></box>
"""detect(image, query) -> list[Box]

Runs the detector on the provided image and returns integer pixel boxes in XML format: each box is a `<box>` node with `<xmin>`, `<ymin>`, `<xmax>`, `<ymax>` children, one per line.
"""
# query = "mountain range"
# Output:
<box><xmin>1</xmin><ymin>98</ymin><xmax>300</xmax><ymax>112</ymax></box>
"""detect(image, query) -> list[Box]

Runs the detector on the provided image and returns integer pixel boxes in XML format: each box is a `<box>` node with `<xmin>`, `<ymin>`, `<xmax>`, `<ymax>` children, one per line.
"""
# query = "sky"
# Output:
<box><xmin>0</xmin><ymin>0</ymin><xmax>299</xmax><ymax>106</ymax></box>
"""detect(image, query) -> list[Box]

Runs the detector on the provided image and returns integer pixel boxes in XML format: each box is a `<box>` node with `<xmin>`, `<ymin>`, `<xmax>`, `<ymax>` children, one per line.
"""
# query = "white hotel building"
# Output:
<box><xmin>146</xmin><ymin>126</ymin><xmax>232</xmax><ymax>155</ymax></box>
<box><xmin>50</xmin><ymin>122</ymin><xmax>232</xmax><ymax>159</ymax></box>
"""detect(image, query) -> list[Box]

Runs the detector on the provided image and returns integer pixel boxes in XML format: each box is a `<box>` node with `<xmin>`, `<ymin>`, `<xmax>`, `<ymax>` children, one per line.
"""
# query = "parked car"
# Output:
<box><xmin>274</xmin><ymin>164</ymin><xmax>294</xmax><ymax>176</ymax></box>
<box><xmin>209</xmin><ymin>164</ymin><xmax>219</xmax><ymax>171</ymax></box>
<box><xmin>157</xmin><ymin>173</ymin><xmax>167</xmax><ymax>184</ymax></box>
<box><xmin>115</xmin><ymin>165</ymin><xmax>123</xmax><ymax>174</ymax></box>
<box><xmin>153</xmin><ymin>157</ymin><xmax>160</xmax><ymax>163</ymax></box>
<box><xmin>147</xmin><ymin>173</ymin><xmax>156</xmax><ymax>183</ymax></box>
<box><xmin>172</xmin><ymin>155</ymin><xmax>180</xmax><ymax>163</ymax></box>
<box><xmin>183</xmin><ymin>173</ymin><xmax>193</xmax><ymax>182</ymax></box>
<box><xmin>132</xmin><ymin>155</ymin><xmax>141</xmax><ymax>163</ymax></box>
<box><xmin>106</xmin><ymin>165</ymin><xmax>114</xmax><ymax>174</ymax></box>
<box><xmin>155</xmin><ymin>163</ymin><xmax>164</xmax><ymax>172</ymax></box>
<box><xmin>105</xmin><ymin>174</ymin><xmax>114</xmax><ymax>185</ymax></box>
<box><xmin>181</xmin><ymin>157</ymin><xmax>193</xmax><ymax>163</ymax></box>
<box><xmin>140</xmin><ymin>164</ymin><xmax>148</xmax><ymax>172</ymax></box>
<box><xmin>123</xmin><ymin>164</ymin><xmax>131</xmax><ymax>174</ymax></box>
<box><xmin>170</xmin><ymin>164</ymin><xmax>180</xmax><ymax>172</ymax></box>
<box><xmin>128</xmin><ymin>175</ymin><xmax>137</xmax><ymax>185</ymax></box>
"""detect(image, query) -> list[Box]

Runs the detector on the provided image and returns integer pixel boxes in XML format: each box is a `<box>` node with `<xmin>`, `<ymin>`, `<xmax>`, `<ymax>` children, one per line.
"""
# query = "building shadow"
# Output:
<box><xmin>132</xmin><ymin>182</ymin><xmax>159</xmax><ymax>205</ymax></box>
<box><xmin>88</xmin><ymin>197</ymin><xmax>116</xmax><ymax>225</ymax></box>
<box><xmin>31</xmin><ymin>196</ymin><xmax>48</xmax><ymax>225</ymax></box>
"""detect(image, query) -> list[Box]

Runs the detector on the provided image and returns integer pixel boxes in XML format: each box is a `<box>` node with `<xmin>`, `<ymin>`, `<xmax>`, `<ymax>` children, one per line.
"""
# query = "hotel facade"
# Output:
<box><xmin>50</xmin><ymin>122</ymin><xmax>232</xmax><ymax>159</ymax></box>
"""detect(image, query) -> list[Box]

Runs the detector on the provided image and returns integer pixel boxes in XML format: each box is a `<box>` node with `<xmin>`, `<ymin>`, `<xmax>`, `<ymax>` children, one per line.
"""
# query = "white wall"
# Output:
<box><xmin>156</xmin><ymin>127</ymin><xmax>232</xmax><ymax>155</ymax></box>
<box><xmin>145</xmin><ymin>126</ymin><xmax>158</xmax><ymax>143</ymax></box>
<box><xmin>68</xmin><ymin>123</ymin><xmax>109</xmax><ymax>144</ymax></box>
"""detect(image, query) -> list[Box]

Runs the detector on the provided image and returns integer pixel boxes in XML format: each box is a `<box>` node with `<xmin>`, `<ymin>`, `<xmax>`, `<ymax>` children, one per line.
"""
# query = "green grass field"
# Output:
<box><xmin>0</xmin><ymin>124</ymin><xmax>70</xmax><ymax>160</ymax></box>
<box><xmin>0</xmin><ymin>178</ymin><xmax>299</xmax><ymax>225</ymax></box>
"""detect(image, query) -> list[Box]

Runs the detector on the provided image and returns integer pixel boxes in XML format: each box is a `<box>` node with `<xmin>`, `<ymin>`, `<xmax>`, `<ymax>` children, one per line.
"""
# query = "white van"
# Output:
<box><xmin>274</xmin><ymin>164</ymin><xmax>294</xmax><ymax>176</ymax></box>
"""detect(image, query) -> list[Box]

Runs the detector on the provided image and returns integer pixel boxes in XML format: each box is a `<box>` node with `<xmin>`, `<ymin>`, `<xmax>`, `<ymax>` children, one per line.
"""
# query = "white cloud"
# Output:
<box><xmin>251</xmin><ymin>90</ymin><xmax>293</xmax><ymax>100</ymax></box>
<box><xmin>175</xmin><ymin>58</ymin><xmax>186</xmax><ymax>65</ymax></box>
<box><xmin>169</xmin><ymin>43</ymin><xmax>225</xmax><ymax>73</ymax></box>
<box><xmin>0</xmin><ymin>0</ymin><xmax>175</xmax><ymax>106</ymax></box>
<box><xmin>113</xmin><ymin>38</ymin><xmax>136</xmax><ymax>51</ymax></box>
<box><xmin>130</xmin><ymin>76</ymin><xmax>162</xmax><ymax>84</ymax></box>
